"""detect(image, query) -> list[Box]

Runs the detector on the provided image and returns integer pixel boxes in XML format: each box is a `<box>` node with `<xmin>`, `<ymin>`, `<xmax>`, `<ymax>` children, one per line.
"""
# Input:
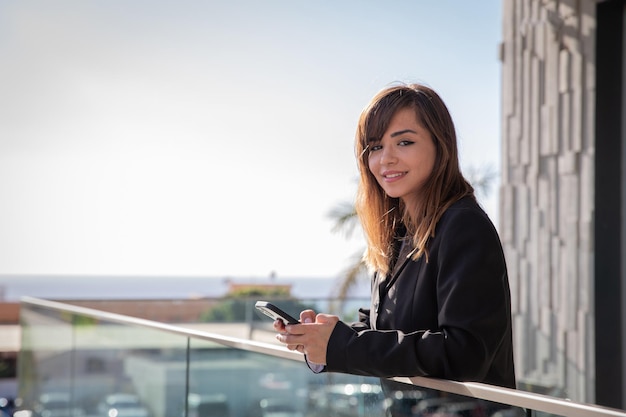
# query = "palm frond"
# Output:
<box><xmin>328</xmin><ymin>201</ymin><xmax>359</xmax><ymax>238</ymax></box>
<box><xmin>329</xmin><ymin>251</ymin><xmax>368</xmax><ymax>313</ymax></box>
<box><xmin>464</xmin><ymin>163</ymin><xmax>498</xmax><ymax>200</ymax></box>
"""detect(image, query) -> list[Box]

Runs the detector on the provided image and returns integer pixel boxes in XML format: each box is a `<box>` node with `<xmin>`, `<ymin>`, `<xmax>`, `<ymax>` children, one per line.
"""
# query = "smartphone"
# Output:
<box><xmin>255</xmin><ymin>300</ymin><xmax>300</xmax><ymax>325</ymax></box>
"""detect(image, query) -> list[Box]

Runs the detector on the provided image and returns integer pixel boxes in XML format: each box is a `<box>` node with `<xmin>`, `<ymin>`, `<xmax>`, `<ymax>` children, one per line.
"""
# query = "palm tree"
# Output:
<box><xmin>328</xmin><ymin>163</ymin><xmax>498</xmax><ymax>306</ymax></box>
<box><xmin>327</xmin><ymin>202</ymin><xmax>368</xmax><ymax>307</ymax></box>
<box><xmin>464</xmin><ymin>163</ymin><xmax>498</xmax><ymax>201</ymax></box>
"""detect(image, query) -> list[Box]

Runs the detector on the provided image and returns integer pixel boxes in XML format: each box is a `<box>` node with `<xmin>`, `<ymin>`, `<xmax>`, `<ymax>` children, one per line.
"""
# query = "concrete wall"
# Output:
<box><xmin>500</xmin><ymin>0</ymin><xmax>597</xmax><ymax>403</ymax></box>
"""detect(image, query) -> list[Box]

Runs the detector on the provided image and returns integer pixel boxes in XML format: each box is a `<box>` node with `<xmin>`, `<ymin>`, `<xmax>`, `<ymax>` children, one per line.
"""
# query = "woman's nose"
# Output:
<box><xmin>380</xmin><ymin>146</ymin><xmax>396</xmax><ymax>165</ymax></box>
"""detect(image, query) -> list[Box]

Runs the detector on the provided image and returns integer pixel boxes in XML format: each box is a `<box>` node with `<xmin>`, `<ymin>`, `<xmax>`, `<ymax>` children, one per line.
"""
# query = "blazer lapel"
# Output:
<box><xmin>373</xmin><ymin>239</ymin><xmax>415</xmax><ymax>329</ymax></box>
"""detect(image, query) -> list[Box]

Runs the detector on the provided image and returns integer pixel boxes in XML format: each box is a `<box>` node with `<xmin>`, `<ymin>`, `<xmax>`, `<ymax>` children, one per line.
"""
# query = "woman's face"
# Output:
<box><xmin>367</xmin><ymin>106</ymin><xmax>436</xmax><ymax>211</ymax></box>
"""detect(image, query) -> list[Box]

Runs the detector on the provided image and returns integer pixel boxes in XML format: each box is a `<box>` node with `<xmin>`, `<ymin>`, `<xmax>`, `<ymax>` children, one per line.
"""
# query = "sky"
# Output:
<box><xmin>0</xmin><ymin>0</ymin><xmax>503</xmax><ymax>280</ymax></box>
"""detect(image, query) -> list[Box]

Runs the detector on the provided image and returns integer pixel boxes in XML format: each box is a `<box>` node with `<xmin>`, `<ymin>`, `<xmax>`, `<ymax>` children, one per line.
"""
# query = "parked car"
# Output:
<box><xmin>34</xmin><ymin>393</ymin><xmax>84</xmax><ymax>417</ymax></box>
<box><xmin>97</xmin><ymin>394</ymin><xmax>149</xmax><ymax>417</ymax></box>
<box><xmin>186</xmin><ymin>393</ymin><xmax>230</xmax><ymax>417</ymax></box>
<box><xmin>429</xmin><ymin>400</ymin><xmax>487</xmax><ymax>417</ymax></box>
<box><xmin>311</xmin><ymin>383</ymin><xmax>386</xmax><ymax>417</ymax></box>
<box><xmin>382</xmin><ymin>389</ymin><xmax>429</xmax><ymax>417</ymax></box>
<box><xmin>258</xmin><ymin>398</ymin><xmax>303</xmax><ymax>417</ymax></box>
<box><xmin>0</xmin><ymin>397</ymin><xmax>16</xmax><ymax>417</ymax></box>
<box><xmin>412</xmin><ymin>396</ymin><xmax>456</xmax><ymax>416</ymax></box>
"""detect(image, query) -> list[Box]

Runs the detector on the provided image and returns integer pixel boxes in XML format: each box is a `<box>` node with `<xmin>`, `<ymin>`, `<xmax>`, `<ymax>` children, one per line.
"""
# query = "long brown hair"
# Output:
<box><xmin>355</xmin><ymin>83</ymin><xmax>474</xmax><ymax>275</ymax></box>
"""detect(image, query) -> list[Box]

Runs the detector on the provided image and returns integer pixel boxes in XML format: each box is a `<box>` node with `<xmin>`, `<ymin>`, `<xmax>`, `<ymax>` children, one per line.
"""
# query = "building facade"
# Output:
<box><xmin>499</xmin><ymin>0</ymin><xmax>625</xmax><ymax>409</ymax></box>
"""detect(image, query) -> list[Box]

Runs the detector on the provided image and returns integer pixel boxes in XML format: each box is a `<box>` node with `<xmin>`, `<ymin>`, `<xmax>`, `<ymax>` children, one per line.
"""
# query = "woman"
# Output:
<box><xmin>275</xmin><ymin>83</ymin><xmax>516</xmax><ymax>390</ymax></box>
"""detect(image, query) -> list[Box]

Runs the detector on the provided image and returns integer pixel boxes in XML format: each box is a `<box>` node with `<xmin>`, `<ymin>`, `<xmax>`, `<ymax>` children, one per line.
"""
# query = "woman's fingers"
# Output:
<box><xmin>274</xmin><ymin>313</ymin><xmax>340</xmax><ymax>364</ymax></box>
<box><xmin>273</xmin><ymin>319</ymin><xmax>286</xmax><ymax>332</ymax></box>
<box><xmin>287</xmin><ymin>344</ymin><xmax>304</xmax><ymax>353</ymax></box>
<box><xmin>300</xmin><ymin>309</ymin><xmax>316</xmax><ymax>323</ymax></box>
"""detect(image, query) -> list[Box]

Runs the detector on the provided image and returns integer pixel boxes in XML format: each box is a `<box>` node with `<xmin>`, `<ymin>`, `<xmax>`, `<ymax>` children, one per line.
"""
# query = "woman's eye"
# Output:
<box><xmin>370</xmin><ymin>144</ymin><xmax>382</xmax><ymax>152</ymax></box>
<box><xmin>398</xmin><ymin>140</ymin><xmax>414</xmax><ymax>146</ymax></box>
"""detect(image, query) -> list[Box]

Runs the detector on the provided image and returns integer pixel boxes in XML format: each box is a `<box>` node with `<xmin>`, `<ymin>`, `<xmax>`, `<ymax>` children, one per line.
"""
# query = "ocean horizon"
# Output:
<box><xmin>0</xmin><ymin>274</ymin><xmax>371</xmax><ymax>302</ymax></box>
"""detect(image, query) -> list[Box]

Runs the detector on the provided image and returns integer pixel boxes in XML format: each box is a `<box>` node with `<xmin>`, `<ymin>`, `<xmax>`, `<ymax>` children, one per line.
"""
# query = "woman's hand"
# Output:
<box><xmin>273</xmin><ymin>309</ymin><xmax>339</xmax><ymax>365</ymax></box>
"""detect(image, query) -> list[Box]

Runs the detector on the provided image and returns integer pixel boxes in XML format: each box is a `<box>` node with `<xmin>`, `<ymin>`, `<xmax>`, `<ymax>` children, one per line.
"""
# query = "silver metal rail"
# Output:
<box><xmin>20</xmin><ymin>296</ymin><xmax>626</xmax><ymax>417</ymax></box>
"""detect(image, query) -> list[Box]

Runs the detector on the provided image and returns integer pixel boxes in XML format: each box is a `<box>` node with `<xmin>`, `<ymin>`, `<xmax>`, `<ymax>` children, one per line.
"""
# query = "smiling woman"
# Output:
<box><xmin>273</xmin><ymin>83</ymin><xmax>516</xmax><ymax>416</ymax></box>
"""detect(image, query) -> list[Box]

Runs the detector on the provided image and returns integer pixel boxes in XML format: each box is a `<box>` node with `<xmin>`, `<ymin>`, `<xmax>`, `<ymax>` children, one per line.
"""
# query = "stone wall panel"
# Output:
<box><xmin>501</xmin><ymin>0</ymin><xmax>595</xmax><ymax>404</ymax></box>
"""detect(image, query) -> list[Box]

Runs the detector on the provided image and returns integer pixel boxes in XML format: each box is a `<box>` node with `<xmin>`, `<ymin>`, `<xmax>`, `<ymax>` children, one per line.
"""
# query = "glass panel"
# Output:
<box><xmin>18</xmin><ymin>304</ymin><xmax>75</xmax><ymax>414</ymax></box>
<box><xmin>308</xmin><ymin>374</ymin><xmax>386</xmax><ymax>417</ymax></box>
<box><xmin>187</xmin><ymin>338</ymin><xmax>307</xmax><ymax>417</ymax></box>
<box><xmin>19</xmin><ymin>299</ymin><xmax>624</xmax><ymax>417</ymax></box>
<box><xmin>71</xmin><ymin>319</ymin><xmax>188</xmax><ymax>417</ymax></box>
<box><xmin>188</xmin><ymin>338</ymin><xmax>387</xmax><ymax>417</ymax></box>
<box><xmin>18</xmin><ymin>302</ymin><xmax>190</xmax><ymax>417</ymax></box>
<box><xmin>363</xmin><ymin>379</ymin><xmax>529</xmax><ymax>417</ymax></box>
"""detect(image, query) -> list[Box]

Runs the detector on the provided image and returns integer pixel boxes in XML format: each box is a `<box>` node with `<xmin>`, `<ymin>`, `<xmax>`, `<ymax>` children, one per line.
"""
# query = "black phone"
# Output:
<box><xmin>255</xmin><ymin>301</ymin><xmax>299</xmax><ymax>325</ymax></box>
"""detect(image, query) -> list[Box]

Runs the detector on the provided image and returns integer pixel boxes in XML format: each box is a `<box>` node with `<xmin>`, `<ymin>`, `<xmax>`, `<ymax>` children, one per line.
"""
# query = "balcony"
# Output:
<box><xmin>11</xmin><ymin>297</ymin><xmax>626</xmax><ymax>417</ymax></box>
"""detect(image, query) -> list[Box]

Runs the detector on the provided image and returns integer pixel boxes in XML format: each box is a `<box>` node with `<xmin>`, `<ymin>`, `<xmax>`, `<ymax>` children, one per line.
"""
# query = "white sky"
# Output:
<box><xmin>0</xmin><ymin>0</ymin><xmax>503</xmax><ymax>279</ymax></box>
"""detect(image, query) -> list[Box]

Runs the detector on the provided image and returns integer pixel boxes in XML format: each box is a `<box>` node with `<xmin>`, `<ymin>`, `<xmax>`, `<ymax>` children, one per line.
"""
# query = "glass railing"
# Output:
<box><xmin>16</xmin><ymin>297</ymin><xmax>626</xmax><ymax>417</ymax></box>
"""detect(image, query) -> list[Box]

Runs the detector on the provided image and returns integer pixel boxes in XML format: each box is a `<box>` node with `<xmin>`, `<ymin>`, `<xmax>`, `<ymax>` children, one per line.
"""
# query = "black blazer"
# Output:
<box><xmin>325</xmin><ymin>196</ymin><xmax>516</xmax><ymax>389</ymax></box>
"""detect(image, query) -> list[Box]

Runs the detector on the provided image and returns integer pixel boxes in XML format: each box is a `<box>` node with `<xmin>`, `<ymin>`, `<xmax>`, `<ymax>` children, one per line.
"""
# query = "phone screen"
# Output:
<box><xmin>255</xmin><ymin>301</ymin><xmax>299</xmax><ymax>324</ymax></box>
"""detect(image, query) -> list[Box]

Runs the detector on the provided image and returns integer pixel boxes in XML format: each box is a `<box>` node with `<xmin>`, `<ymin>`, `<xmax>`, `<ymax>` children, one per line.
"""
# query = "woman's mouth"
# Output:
<box><xmin>382</xmin><ymin>171</ymin><xmax>406</xmax><ymax>181</ymax></box>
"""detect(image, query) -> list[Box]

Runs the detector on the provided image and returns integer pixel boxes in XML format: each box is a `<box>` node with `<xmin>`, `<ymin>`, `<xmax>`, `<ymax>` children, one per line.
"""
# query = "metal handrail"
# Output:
<box><xmin>20</xmin><ymin>296</ymin><xmax>626</xmax><ymax>417</ymax></box>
